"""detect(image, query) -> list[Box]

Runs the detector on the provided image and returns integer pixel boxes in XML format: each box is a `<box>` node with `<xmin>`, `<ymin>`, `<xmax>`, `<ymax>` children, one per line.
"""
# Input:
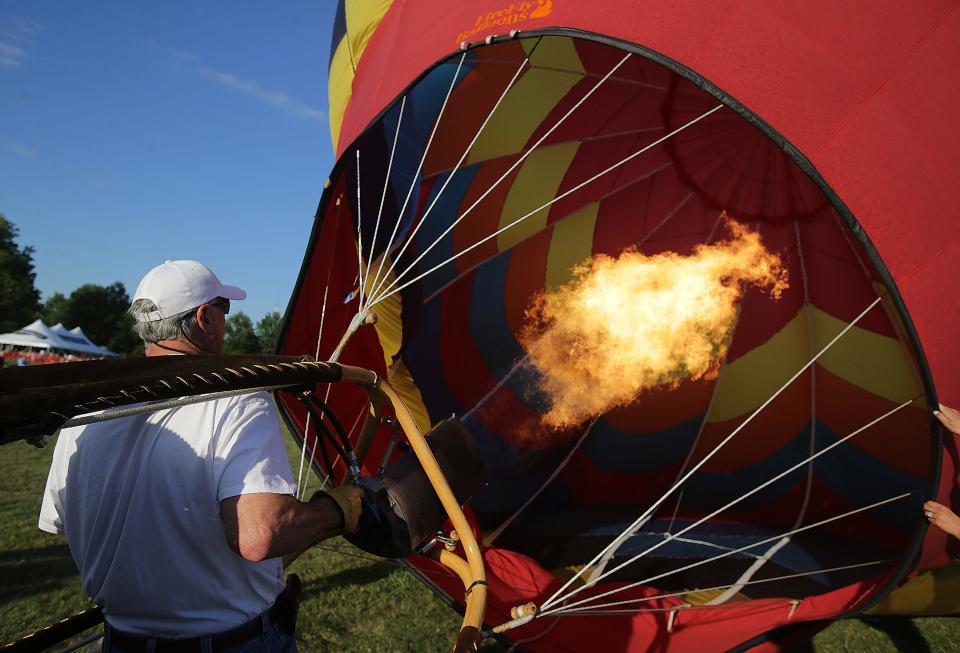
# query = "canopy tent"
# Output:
<box><xmin>278</xmin><ymin>2</ymin><xmax>959</xmax><ymax>651</ymax></box>
<box><xmin>0</xmin><ymin>320</ymin><xmax>117</xmax><ymax>358</ymax></box>
<box><xmin>49</xmin><ymin>324</ymin><xmax>117</xmax><ymax>357</ymax></box>
<box><xmin>0</xmin><ymin>320</ymin><xmax>58</xmax><ymax>351</ymax></box>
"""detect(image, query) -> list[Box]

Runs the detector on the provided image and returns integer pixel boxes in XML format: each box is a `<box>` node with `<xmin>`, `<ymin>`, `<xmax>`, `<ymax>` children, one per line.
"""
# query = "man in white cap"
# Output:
<box><xmin>39</xmin><ymin>260</ymin><xmax>361</xmax><ymax>652</ymax></box>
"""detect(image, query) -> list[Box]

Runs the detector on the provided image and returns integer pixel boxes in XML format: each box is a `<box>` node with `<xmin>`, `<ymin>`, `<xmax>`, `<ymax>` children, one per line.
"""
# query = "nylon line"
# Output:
<box><xmin>369</xmin><ymin>103</ymin><xmax>724</xmax><ymax>310</ymax></box>
<box><xmin>421</xmin><ymin>160</ymin><xmax>676</xmax><ymax>306</ymax></box>
<box><xmin>367</xmin><ymin>55</ymin><xmax>530</xmax><ymax>304</ymax></box>
<box><xmin>541</xmin><ymin>293</ymin><xmax>883</xmax><ymax>611</ymax></box>
<box><xmin>704</xmin><ymin>220</ymin><xmax>807</xmax><ymax>606</ymax></box>
<box><xmin>552</xmin><ymin>392</ymin><xmax>914</xmax><ymax>609</ymax></box>
<box><xmin>296</xmin><ymin>200</ymin><xmax>343</xmax><ymax>496</ymax></box>
<box><xmin>364</xmin><ymin>52</ymin><xmax>467</xmax><ymax>307</ymax></box>
<box><xmin>553</xmin><ymin>559</ymin><xmax>892</xmax><ymax>614</ymax></box>
<box><xmin>365</xmin><ymin>97</ymin><xmax>407</xmax><ymax>300</ymax></box>
<box><xmin>369</xmin><ymin>52</ymin><xmax>635</xmax><ymax>305</ymax></box>
<box><xmin>483</xmin><ymin>418</ymin><xmax>598</xmax><ymax>547</ymax></box>
<box><xmin>592</xmin><ymin>208</ymin><xmax>729</xmax><ymax>582</ymax></box>
<box><xmin>541</xmin><ymin>490</ymin><xmax>912</xmax><ymax>616</ymax></box>
<box><xmin>355</xmin><ymin>149</ymin><xmax>366</xmax><ymax>312</ymax></box>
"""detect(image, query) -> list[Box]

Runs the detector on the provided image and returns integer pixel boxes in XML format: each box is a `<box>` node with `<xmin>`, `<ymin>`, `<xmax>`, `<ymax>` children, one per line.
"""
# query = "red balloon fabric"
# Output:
<box><xmin>280</xmin><ymin>2</ymin><xmax>960</xmax><ymax>651</ymax></box>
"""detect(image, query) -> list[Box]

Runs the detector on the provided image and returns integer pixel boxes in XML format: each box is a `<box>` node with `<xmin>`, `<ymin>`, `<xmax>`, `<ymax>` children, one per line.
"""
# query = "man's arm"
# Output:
<box><xmin>221</xmin><ymin>492</ymin><xmax>347</xmax><ymax>562</ymax></box>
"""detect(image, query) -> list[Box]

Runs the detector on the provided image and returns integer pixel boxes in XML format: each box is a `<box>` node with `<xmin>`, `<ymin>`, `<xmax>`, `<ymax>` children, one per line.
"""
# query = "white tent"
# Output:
<box><xmin>0</xmin><ymin>320</ymin><xmax>119</xmax><ymax>358</ymax></box>
<box><xmin>71</xmin><ymin>326</ymin><xmax>117</xmax><ymax>357</ymax></box>
<box><xmin>0</xmin><ymin>319</ymin><xmax>58</xmax><ymax>350</ymax></box>
<box><xmin>49</xmin><ymin>323</ymin><xmax>117</xmax><ymax>357</ymax></box>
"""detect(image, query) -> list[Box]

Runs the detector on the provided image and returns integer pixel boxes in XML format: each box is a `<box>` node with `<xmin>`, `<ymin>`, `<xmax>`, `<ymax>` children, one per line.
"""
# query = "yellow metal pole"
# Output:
<box><xmin>379</xmin><ymin>379</ymin><xmax>486</xmax><ymax>651</ymax></box>
<box><xmin>336</xmin><ymin>364</ymin><xmax>487</xmax><ymax>651</ymax></box>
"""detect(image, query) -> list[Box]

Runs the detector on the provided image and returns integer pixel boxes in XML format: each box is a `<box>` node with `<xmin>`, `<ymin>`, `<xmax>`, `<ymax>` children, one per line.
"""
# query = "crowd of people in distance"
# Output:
<box><xmin>2</xmin><ymin>351</ymin><xmax>104</xmax><ymax>366</ymax></box>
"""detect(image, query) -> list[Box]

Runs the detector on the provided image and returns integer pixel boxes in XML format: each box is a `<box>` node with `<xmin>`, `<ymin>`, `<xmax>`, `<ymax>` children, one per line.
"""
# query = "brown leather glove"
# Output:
<box><xmin>312</xmin><ymin>485</ymin><xmax>363</xmax><ymax>534</ymax></box>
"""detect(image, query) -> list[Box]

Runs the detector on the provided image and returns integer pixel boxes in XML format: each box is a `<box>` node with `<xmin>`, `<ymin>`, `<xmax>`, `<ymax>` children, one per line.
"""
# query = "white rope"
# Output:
<box><xmin>592</xmin><ymin>209</ymin><xmax>728</xmax><ymax>582</ymax></box>
<box><xmin>294</xmin><ymin>422</ymin><xmax>310</xmax><ymax>498</ymax></box>
<box><xmin>541</xmin><ymin>294</ymin><xmax>883</xmax><ymax>611</ymax></box>
<box><xmin>368</xmin><ymin>52</ymin><xmax>636</xmax><ymax>305</ymax></box>
<box><xmin>552</xmin><ymin>600</ymin><xmax>792</xmax><ymax>618</ymax></box>
<box><xmin>368</xmin><ymin>103</ymin><xmax>724</xmax><ymax>310</ymax></box>
<box><xmin>364</xmin><ymin>96</ymin><xmax>407</xmax><ymax>299</ymax></box>
<box><xmin>552</xmin><ymin>559</ymin><xmax>891</xmax><ymax>614</ymax></box>
<box><xmin>297</xmin><ymin>200</ymin><xmax>342</xmax><ymax>497</ymax></box>
<box><xmin>303</xmin><ymin>382</ymin><xmax>339</xmax><ymax>498</ymax></box>
<box><xmin>551</xmin><ymin>393</ymin><xmax>914</xmax><ymax>609</ymax></box>
<box><xmin>668</xmin><ymin>535</ymin><xmax>763</xmax><ymax>559</ymax></box>
<box><xmin>421</xmin><ymin>160</ymin><xmax>675</xmax><ymax>306</ymax></box>
<box><xmin>463</xmin><ymin>355</ymin><xmax>529</xmax><ymax>420</ymax></box>
<box><xmin>366</xmin><ymin>55</ymin><xmax>530</xmax><ymax>304</ymax></box>
<box><xmin>483</xmin><ymin>418</ymin><xmax>598</xmax><ymax>546</ymax></box>
<box><xmin>354</xmin><ymin>149</ymin><xmax>366</xmax><ymax>312</ymax></box>
<box><xmin>363</xmin><ymin>52</ymin><xmax>467</xmax><ymax>306</ymax></box>
<box><xmin>541</xmin><ymin>490</ymin><xmax>912</xmax><ymax>616</ymax></box>
<box><xmin>707</xmin><ymin>223</ymin><xmax>819</xmax><ymax>604</ymax></box>
<box><xmin>298</xmin><ymin>437</ymin><xmax>319</xmax><ymax>501</ymax></box>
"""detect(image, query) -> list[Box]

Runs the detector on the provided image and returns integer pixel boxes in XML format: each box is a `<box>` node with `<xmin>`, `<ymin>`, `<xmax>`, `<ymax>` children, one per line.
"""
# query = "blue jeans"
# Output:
<box><xmin>102</xmin><ymin>614</ymin><xmax>297</xmax><ymax>653</ymax></box>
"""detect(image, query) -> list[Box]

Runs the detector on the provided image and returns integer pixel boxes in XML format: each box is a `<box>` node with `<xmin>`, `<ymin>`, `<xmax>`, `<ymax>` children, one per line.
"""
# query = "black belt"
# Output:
<box><xmin>106</xmin><ymin>601</ymin><xmax>284</xmax><ymax>653</ymax></box>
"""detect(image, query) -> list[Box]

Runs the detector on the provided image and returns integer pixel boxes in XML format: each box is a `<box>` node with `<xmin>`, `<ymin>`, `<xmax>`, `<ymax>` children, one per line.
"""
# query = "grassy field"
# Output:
<box><xmin>1</xmin><ymin>429</ymin><xmax>958</xmax><ymax>652</ymax></box>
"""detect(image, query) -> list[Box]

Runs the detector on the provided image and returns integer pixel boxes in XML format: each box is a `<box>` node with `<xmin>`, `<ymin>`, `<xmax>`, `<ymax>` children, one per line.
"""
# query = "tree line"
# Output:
<box><xmin>1</xmin><ymin>214</ymin><xmax>282</xmax><ymax>357</ymax></box>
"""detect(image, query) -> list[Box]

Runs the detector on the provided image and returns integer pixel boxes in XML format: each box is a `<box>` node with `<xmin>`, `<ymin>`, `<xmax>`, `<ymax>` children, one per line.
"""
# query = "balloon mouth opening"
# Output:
<box><xmin>283</xmin><ymin>31</ymin><xmax>935</xmax><ymax>613</ymax></box>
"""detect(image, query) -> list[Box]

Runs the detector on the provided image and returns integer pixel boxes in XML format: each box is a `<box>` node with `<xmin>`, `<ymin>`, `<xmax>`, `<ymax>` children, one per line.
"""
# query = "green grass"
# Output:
<box><xmin>2</xmin><ymin>430</ymin><xmax>958</xmax><ymax>651</ymax></box>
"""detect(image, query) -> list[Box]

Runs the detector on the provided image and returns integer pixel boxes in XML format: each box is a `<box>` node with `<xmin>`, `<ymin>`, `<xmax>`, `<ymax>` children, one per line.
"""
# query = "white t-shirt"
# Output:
<box><xmin>39</xmin><ymin>392</ymin><xmax>298</xmax><ymax>637</ymax></box>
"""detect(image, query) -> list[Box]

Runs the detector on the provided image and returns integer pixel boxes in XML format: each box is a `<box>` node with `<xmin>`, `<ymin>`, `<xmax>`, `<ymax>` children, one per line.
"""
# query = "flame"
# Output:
<box><xmin>519</xmin><ymin>220</ymin><xmax>788</xmax><ymax>429</ymax></box>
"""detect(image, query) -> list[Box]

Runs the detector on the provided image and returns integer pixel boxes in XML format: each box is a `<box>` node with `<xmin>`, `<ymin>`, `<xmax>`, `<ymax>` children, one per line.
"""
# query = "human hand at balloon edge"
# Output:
<box><xmin>933</xmin><ymin>403</ymin><xmax>960</xmax><ymax>435</ymax></box>
<box><xmin>924</xmin><ymin>500</ymin><xmax>960</xmax><ymax>540</ymax></box>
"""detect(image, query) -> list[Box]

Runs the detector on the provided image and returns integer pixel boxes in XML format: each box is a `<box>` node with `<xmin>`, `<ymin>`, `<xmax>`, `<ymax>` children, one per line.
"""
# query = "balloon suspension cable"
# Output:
<box><xmin>541</xmin><ymin>294</ymin><xmax>884</xmax><ymax>611</ymax></box>
<box><xmin>554</xmin><ymin>390</ymin><xmax>916</xmax><ymax>612</ymax></box>
<box><xmin>591</xmin><ymin>209</ymin><xmax>732</xmax><ymax>581</ymax></box>
<box><xmin>539</xmin><ymin>490</ymin><xmax>914</xmax><ymax>618</ymax></box>
<box><xmin>329</xmin><ymin>309</ymin><xmax>378</xmax><ymax>363</ymax></box>
<box><xmin>354</xmin><ymin>148</ymin><xmax>367</xmax><ymax>313</ymax></box>
<box><xmin>364</xmin><ymin>95</ymin><xmax>407</xmax><ymax>300</ymax></box>
<box><xmin>363</xmin><ymin>52</ymin><xmax>467</xmax><ymax>304</ymax></box>
<box><xmin>368</xmin><ymin>50</ymin><xmax>634</xmax><ymax>307</ymax></box>
<box><xmin>421</xmin><ymin>165</ymin><xmax>685</xmax><ymax>306</ymax></box>
<box><xmin>484</xmin><ymin>417</ymin><xmax>598</xmax><ymax>547</ymax></box>
<box><xmin>299</xmin><ymin>198</ymin><xmax>343</xmax><ymax>496</ymax></box>
<box><xmin>543</xmin><ymin>599</ymin><xmax>796</xmax><ymax>618</ymax></box>
<box><xmin>707</xmin><ymin>222</ymin><xmax>819</xmax><ymax>606</ymax></box>
<box><xmin>553</xmin><ymin>559</ymin><xmax>895</xmax><ymax>616</ymax></box>
<box><xmin>299</xmin><ymin>436</ymin><xmax>321</xmax><ymax>501</ymax></box>
<box><xmin>368</xmin><ymin>102</ymin><xmax>724</xmax><ymax>310</ymax></box>
<box><xmin>554</xmin><ymin>395</ymin><xmax>918</xmax><ymax>612</ymax></box>
<box><xmin>366</xmin><ymin>51</ymin><xmax>531</xmax><ymax>305</ymax></box>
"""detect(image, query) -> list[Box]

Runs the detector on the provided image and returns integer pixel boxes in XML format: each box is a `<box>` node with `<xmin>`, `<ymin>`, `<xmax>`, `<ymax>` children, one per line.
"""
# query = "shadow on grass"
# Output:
<box><xmin>301</xmin><ymin>560</ymin><xmax>398</xmax><ymax>592</ymax></box>
<box><xmin>859</xmin><ymin>616</ymin><xmax>930</xmax><ymax>653</ymax></box>
<box><xmin>0</xmin><ymin>542</ymin><xmax>78</xmax><ymax>604</ymax></box>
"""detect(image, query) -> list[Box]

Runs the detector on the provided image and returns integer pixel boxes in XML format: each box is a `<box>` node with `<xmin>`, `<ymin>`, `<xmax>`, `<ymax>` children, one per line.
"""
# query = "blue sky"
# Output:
<box><xmin>1</xmin><ymin>2</ymin><xmax>338</xmax><ymax>323</ymax></box>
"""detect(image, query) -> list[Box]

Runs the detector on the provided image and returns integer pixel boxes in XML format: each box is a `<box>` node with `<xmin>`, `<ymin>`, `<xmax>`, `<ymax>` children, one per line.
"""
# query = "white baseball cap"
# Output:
<box><xmin>132</xmin><ymin>260</ymin><xmax>246</xmax><ymax>323</ymax></box>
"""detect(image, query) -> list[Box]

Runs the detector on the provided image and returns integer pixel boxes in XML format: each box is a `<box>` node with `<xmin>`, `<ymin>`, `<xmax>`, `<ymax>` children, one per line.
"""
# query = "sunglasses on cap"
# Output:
<box><xmin>208</xmin><ymin>298</ymin><xmax>231</xmax><ymax>314</ymax></box>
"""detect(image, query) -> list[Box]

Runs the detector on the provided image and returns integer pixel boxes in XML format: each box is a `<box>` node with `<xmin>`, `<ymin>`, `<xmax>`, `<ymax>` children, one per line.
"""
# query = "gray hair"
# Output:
<box><xmin>129</xmin><ymin>299</ymin><xmax>202</xmax><ymax>344</ymax></box>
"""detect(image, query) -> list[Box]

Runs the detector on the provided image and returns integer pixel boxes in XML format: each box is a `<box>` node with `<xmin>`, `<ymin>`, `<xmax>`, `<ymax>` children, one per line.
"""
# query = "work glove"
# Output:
<box><xmin>316</xmin><ymin>478</ymin><xmax>413</xmax><ymax>558</ymax></box>
<box><xmin>312</xmin><ymin>484</ymin><xmax>363</xmax><ymax>534</ymax></box>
